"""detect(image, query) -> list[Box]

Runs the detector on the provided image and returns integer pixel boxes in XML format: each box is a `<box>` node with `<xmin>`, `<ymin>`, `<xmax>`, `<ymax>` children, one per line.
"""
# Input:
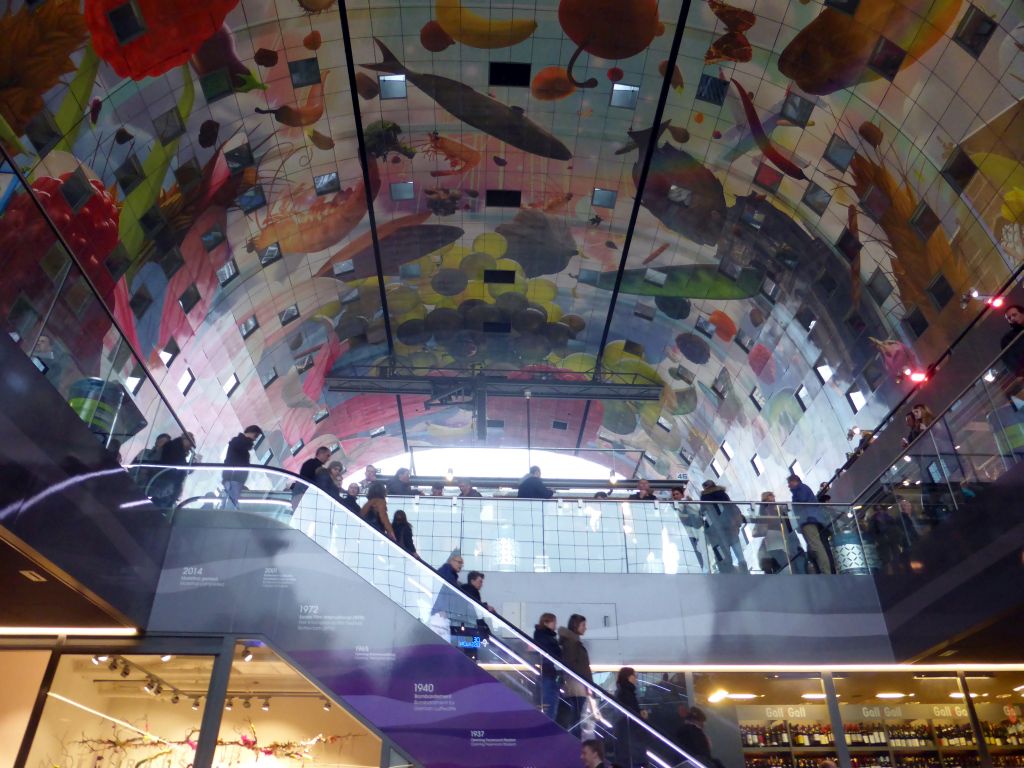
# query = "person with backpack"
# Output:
<box><xmin>700</xmin><ymin>480</ymin><xmax>748</xmax><ymax>573</ymax></box>
<box><xmin>222</xmin><ymin>425</ymin><xmax>262</xmax><ymax>509</ymax></box>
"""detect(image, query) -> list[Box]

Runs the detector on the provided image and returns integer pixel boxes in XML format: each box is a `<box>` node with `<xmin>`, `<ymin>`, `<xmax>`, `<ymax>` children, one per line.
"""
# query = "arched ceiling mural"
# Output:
<box><xmin>0</xmin><ymin>0</ymin><xmax>1021</xmax><ymax>498</ymax></box>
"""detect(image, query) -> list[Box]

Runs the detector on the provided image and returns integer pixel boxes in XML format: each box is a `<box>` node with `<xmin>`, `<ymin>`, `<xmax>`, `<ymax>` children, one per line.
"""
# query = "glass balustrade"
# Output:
<box><xmin>157</xmin><ymin>464</ymin><xmax>703</xmax><ymax>768</ymax></box>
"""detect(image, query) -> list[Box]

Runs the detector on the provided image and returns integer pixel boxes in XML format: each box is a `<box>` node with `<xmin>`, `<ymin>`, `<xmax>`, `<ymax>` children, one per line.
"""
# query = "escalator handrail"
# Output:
<box><xmin>131</xmin><ymin>461</ymin><xmax>705</xmax><ymax>765</ymax></box>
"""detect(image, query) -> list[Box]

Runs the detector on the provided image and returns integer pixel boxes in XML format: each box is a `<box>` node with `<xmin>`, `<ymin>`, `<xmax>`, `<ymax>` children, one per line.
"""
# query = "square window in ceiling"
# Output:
<box><xmin>332</xmin><ymin>259</ymin><xmax>355</xmax><ymax>276</ymax></box>
<box><xmin>740</xmin><ymin>207</ymin><xmax>766</xmax><ymax>230</ymax></box>
<box><xmin>129</xmin><ymin>286</ymin><xmax>153</xmax><ymax>319</ymax></box>
<box><xmin>240</xmin><ymin>314</ymin><xmax>259</xmax><ymax>339</ymax></box>
<box><xmin>836</xmin><ymin>228</ymin><xmax>862</xmax><ymax>262</ymax></box>
<box><xmin>114</xmin><ymin>154</ymin><xmax>144</xmax><ymax>196</ymax></box>
<box><xmin>860</xmin><ymin>184</ymin><xmax>892</xmax><ymax>221</ymax></box>
<box><xmin>260</xmin><ymin>366</ymin><xmax>278</xmax><ymax>388</ymax></box>
<box><xmin>903</xmin><ymin>306</ymin><xmax>929</xmax><ymax>338</ymax></box>
<box><xmin>201</xmin><ymin>226</ymin><xmax>226</xmax><ymax>252</ymax></box>
<box><xmin>484</xmin><ymin>269</ymin><xmax>516</xmax><ymax>284</ymax></box>
<box><xmin>158</xmin><ymin>337</ymin><xmax>180</xmax><ymax>366</ymax></box>
<box><xmin>846</xmin><ymin>386</ymin><xmax>867</xmax><ymax>413</ymax></box>
<box><xmin>216</xmin><ymin>258</ymin><xmax>238</xmax><ymax>287</ymax></box>
<box><xmin>668</xmin><ymin>184</ymin><xmax>693</xmax><ymax>207</ymax></box>
<box><xmin>379</xmin><ymin>74</ymin><xmax>407</xmax><ymax>99</ymax></box>
<box><xmin>390</xmin><ymin>181</ymin><xmax>415</xmax><ymax>201</ymax></box>
<box><xmin>139</xmin><ymin>204</ymin><xmax>166</xmax><ymax>239</ymax></box>
<box><xmin>177</xmin><ymin>367</ymin><xmax>195</xmax><ymax>396</ymax></box>
<box><xmin>623</xmin><ymin>339</ymin><xmax>645</xmax><ymax>357</ymax></box>
<box><xmin>867</xmin><ymin>36</ymin><xmax>906</xmax><ymax>81</ymax></box>
<box><xmin>290</xmin><ymin>438</ymin><xmax>305</xmax><ymax>456</ymax></box>
<box><xmin>942</xmin><ymin>147</ymin><xmax>977</xmax><ymax>194</ymax></box>
<box><xmin>754</xmin><ymin>162</ymin><xmax>784</xmax><ymax>192</ymax></box>
<box><xmin>801</xmin><ymin>182</ymin><xmax>832</xmax><ymax>216</ymax></box>
<box><xmin>295</xmin><ymin>355</ymin><xmax>314</xmax><ymax>374</ymax></box>
<box><xmin>720</xmin><ymin>441</ymin><xmax>734</xmax><ymax>460</ymax></box>
<box><xmin>39</xmin><ymin>243</ymin><xmax>69</xmax><ymax>283</ymax></box>
<box><xmin>223</xmin><ymin>373</ymin><xmax>239</xmax><ymax>397</ymax></box>
<box><xmin>551</xmin><ymin>419</ymin><xmax>569</xmax><ymax>431</ymax></box>
<box><xmin>489</xmin><ymin>61</ymin><xmax>531</xmax><ymax>87</ymax></box>
<box><xmin>58</xmin><ymin>168</ymin><xmax>94</xmax><ymax>212</ymax></box>
<box><xmin>178</xmin><ymin>284</ymin><xmax>201</xmax><ymax>315</ymax></box>
<box><xmin>817</xmin><ymin>272</ymin><xmax>838</xmax><ymax>297</ymax></box>
<box><xmin>159</xmin><ymin>247</ymin><xmax>184</xmax><ymax>279</ymax></box>
<box><xmin>910</xmin><ymin>200</ymin><xmax>941</xmax><ymax>241</ymax></box>
<box><xmin>749</xmin><ymin>386</ymin><xmax>765</xmax><ymax>411</ymax></box>
<box><xmin>795</xmin><ymin>306</ymin><xmax>817</xmax><ymax>332</ymax></box>
<box><xmin>657</xmin><ymin>416</ymin><xmax>672</xmax><ymax>432</ymax></box>
<box><xmin>734</xmin><ymin>328</ymin><xmax>752</xmax><ymax>351</ymax></box>
<box><xmin>289</xmin><ymin>58</ymin><xmax>321</xmax><ymax>88</ymax></box>
<box><xmin>824</xmin><ymin>134</ymin><xmax>856</xmax><ymax>171</ymax></box>
<box><xmin>279</xmin><ymin>303</ymin><xmax>299</xmax><ymax>326</ymax></box>
<box><xmin>486</xmin><ymin>418</ymin><xmax>505</xmax><ymax>429</ymax></box>
<box><xmin>926</xmin><ymin>273</ymin><xmax>954</xmax><ymax>310</ymax></box>
<box><xmin>485</xmin><ymin>189</ymin><xmax>521</xmax><ymax>207</ymax></box>
<box><xmin>695</xmin><ymin>74</ymin><xmax>728</xmax><ymax>106</ymax></box>
<box><xmin>107</xmin><ymin>1</ymin><xmax>146</xmax><ymax>44</ymax></box>
<box><xmin>751</xmin><ymin>454</ymin><xmax>765</xmax><ymax>477</ymax></box>
<box><xmin>709</xmin><ymin>457</ymin><xmax>723</xmax><ymax>478</ymax></box>
<box><xmin>24</xmin><ymin>110</ymin><xmax>62</xmax><ymax>157</ymax></box>
<box><xmin>314</xmin><ymin>171</ymin><xmax>340</xmax><ymax>196</ymax></box>
<box><xmin>174</xmin><ymin>157</ymin><xmax>202</xmax><ymax>191</ymax></box>
<box><xmin>795</xmin><ymin>384</ymin><xmax>810</xmax><ymax>411</ymax></box>
<box><xmin>695</xmin><ymin>315</ymin><xmax>716</xmax><ymax>338</ymax></box>
<box><xmin>761</xmin><ymin>276</ymin><xmax>780</xmax><ymax>302</ymax></box>
<box><xmin>236</xmin><ymin>185</ymin><xmax>266</xmax><ymax>214</ymax></box>
<box><xmin>313</xmin><ymin>408</ymin><xmax>329</xmax><ymax>424</ymax></box>
<box><xmin>825</xmin><ymin>0</ymin><xmax>859</xmax><ymax>12</ymax></box>
<box><xmin>862</xmin><ymin>357</ymin><xmax>885</xmax><ymax>391</ymax></box>
<box><xmin>954</xmin><ymin>5</ymin><xmax>997</xmax><ymax>58</ymax></box>
<box><xmin>152</xmin><ymin>106</ymin><xmax>185</xmax><ymax>145</ymax></box>
<box><xmin>781</xmin><ymin>91</ymin><xmax>815</xmax><ymax>127</ymax></box>
<box><xmin>634</xmin><ymin>301</ymin><xmax>656</xmax><ymax>321</ymax></box>
<box><xmin>815</xmin><ymin>357</ymin><xmax>834</xmax><ymax>383</ymax></box>
<box><xmin>200</xmin><ymin>68</ymin><xmax>234</xmax><ymax>103</ymax></box>
<box><xmin>592</xmin><ymin>188</ymin><xmax>617</xmax><ymax>208</ymax></box>
<box><xmin>610</xmin><ymin>83</ymin><xmax>640</xmax><ymax>109</ymax></box>
<box><xmin>224</xmin><ymin>143</ymin><xmax>254</xmax><ymax>175</ymax></box>
<box><xmin>259</xmin><ymin>241</ymin><xmax>282</xmax><ymax>267</ymax></box>
<box><xmin>866</xmin><ymin>267</ymin><xmax>894</xmax><ymax>304</ymax></box>
<box><xmin>104</xmin><ymin>243</ymin><xmax>132</xmax><ymax>282</ymax></box>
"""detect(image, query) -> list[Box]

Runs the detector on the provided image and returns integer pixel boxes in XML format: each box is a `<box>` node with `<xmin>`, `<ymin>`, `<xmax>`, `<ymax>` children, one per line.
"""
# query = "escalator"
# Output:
<box><xmin>140</xmin><ymin>463</ymin><xmax>701</xmax><ymax>767</ymax></box>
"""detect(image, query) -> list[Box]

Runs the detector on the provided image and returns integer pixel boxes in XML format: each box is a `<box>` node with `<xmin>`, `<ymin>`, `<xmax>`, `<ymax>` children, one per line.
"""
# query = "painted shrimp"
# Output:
<box><xmin>247</xmin><ymin>161</ymin><xmax>380</xmax><ymax>254</ymax></box>
<box><xmin>417</xmin><ymin>131</ymin><xmax>480</xmax><ymax>177</ymax></box>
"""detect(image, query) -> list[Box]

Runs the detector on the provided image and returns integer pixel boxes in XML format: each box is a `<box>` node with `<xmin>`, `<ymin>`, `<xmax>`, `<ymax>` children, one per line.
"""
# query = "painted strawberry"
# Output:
<box><xmin>84</xmin><ymin>0</ymin><xmax>240</xmax><ymax>80</ymax></box>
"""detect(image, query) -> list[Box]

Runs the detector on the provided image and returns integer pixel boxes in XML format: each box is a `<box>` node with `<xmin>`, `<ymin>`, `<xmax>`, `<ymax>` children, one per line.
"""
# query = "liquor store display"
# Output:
<box><xmin>737</xmin><ymin>704</ymin><xmax>1024</xmax><ymax>768</ymax></box>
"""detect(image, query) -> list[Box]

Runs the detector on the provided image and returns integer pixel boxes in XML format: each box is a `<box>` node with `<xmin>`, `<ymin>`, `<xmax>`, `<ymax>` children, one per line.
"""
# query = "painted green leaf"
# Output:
<box><xmin>53</xmin><ymin>44</ymin><xmax>100</xmax><ymax>154</ymax></box>
<box><xmin>0</xmin><ymin>112</ymin><xmax>27</xmax><ymax>157</ymax></box>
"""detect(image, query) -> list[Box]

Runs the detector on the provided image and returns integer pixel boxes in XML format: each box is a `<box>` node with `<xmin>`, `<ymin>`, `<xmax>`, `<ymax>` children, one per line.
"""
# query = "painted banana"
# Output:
<box><xmin>435</xmin><ymin>0</ymin><xmax>537</xmax><ymax>49</ymax></box>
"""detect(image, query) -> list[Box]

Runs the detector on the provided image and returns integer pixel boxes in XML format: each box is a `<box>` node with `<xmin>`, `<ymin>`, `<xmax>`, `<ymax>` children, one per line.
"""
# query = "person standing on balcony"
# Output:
<box><xmin>671</xmin><ymin>486</ymin><xmax>705</xmax><ymax>570</ymax></box>
<box><xmin>518</xmin><ymin>466</ymin><xmax>554</xmax><ymax>498</ymax></box>
<box><xmin>559</xmin><ymin>614</ymin><xmax>594</xmax><ymax>738</ymax></box>
<box><xmin>360</xmin><ymin>465</ymin><xmax>378</xmax><ymax>492</ymax></box>
<box><xmin>788</xmin><ymin>474</ymin><xmax>835</xmax><ymax>574</ymax></box>
<box><xmin>458</xmin><ymin>478</ymin><xmax>482</xmax><ymax>497</ymax></box>
<box><xmin>386</xmin><ymin>467</ymin><xmax>421</xmax><ymax>496</ymax></box>
<box><xmin>429</xmin><ymin>482</ymin><xmax>445</xmax><ymax>496</ymax></box>
<box><xmin>700</xmin><ymin>480</ymin><xmax>747</xmax><ymax>573</ymax></box>
<box><xmin>630</xmin><ymin>478</ymin><xmax>657</xmax><ymax>500</ymax></box>
<box><xmin>533</xmin><ymin>612</ymin><xmax>562</xmax><ymax>721</ymax></box>
<box><xmin>222</xmin><ymin>425</ymin><xmax>262</xmax><ymax>509</ymax></box>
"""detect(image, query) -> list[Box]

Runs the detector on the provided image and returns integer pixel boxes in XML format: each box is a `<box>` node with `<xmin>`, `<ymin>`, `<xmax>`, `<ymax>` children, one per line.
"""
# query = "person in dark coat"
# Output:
<box><xmin>391</xmin><ymin>509</ymin><xmax>418</xmax><ymax>557</ymax></box>
<box><xmin>340</xmin><ymin>482</ymin><xmax>361</xmax><ymax>515</ymax></box>
<box><xmin>430</xmin><ymin>551</ymin><xmax>467</xmax><ymax>635</ymax></box>
<box><xmin>559</xmin><ymin>614</ymin><xmax>593</xmax><ymax>737</ymax></box>
<box><xmin>222</xmin><ymin>425</ymin><xmax>262</xmax><ymax>509</ymax></box>
<box><xmin>676</xmin><ymin>707</ymin><xmax>714</xmax><ymax>764</ymax></box>
<box><xmin>293</xmin><ymin>446</ymin><xmax>330</xmax><ymax>509</ymax></box>
<box><xmin>630</xmin><ymin>478</ymin><xmax>657</xmax><ymax>500</ymax></box>
<box><xmin>517</xmin><ymin>466</ymin><xmax>554</xmax><ymax>499</ymax></box>
<box><xmin>130</xmin><ymin>432</ymin><xmax>171</xmax><ymax>495</ymax></box>
<box><xmin>532</xmin><ymin>612</ymin><xmax>562</xmax><ymax>720</ymax></box>
<box><xmin>700</xmin><ymin>480</ymin><xmax>747</xmax><ymax>573</ymax></box>
<box><xmin>386</xmin><ymin>467</ymin><xmax>421</xmax><ymax>496</ymax></box>
<box><xmin>1000</xmin><ymin>304</ymin><xmax>1024</xmax><ymax>382</ymax></box>
<box><xmin>457</xmin><ymin>478</ymin><xmax>482</xmax><ymax>497</ymax></box>
<box><xmin>459</xmin><ymin>570</ymin><xmax>493</xmax><ymax>611</ymax></box>
<box><xmin>614</xmin><ymin>666</ymin><xmax>648</xmax><ymax>767</ymax></box>
<box><xmin>150</xmin><ymin>431</ymin><xmax>194</xmax><ymax>507</ymax></box>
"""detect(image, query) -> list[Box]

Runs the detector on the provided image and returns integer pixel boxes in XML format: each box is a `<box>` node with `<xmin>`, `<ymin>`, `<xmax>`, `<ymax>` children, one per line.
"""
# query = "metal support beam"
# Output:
<box><xmin>193</xmin><ymin>635</ymin><xmax>236</xmax><ymax>768</ymax></box>
<box><xmin>327</xmin><ymin>375</ymin><xmax>662</xmax><ymax>401</ymax></box>
<box><xmin>958</xmin><ymin>672</ymin><xmax>993</xmax><ymax>768</ymax></box>
<box><xmin>823</xmin><ymin>672</ymin><xmax>852</xmax><ymax>768</ymax></box>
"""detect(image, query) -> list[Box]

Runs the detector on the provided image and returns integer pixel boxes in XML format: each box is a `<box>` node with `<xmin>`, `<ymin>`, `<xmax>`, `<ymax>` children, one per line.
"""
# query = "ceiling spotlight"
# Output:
<box><xmin>91</xmin><ymin>654</ymin><xmax>109</xmax><ymax>665</ymax></box>
<box><xmin>108</xmin><ymin>658</ymin><xmax>119</xmax><ymax>671</ymax></box>
<box><xmin>171</xmin><ymin>693</ymin><xmax>180</xmax><ymax>704</ymax></box>
<box><xmin>261</xmin><ymin>698</ymin><xmax>270</xmax><ymax>712</ymax></box>
<box><xmin>609</xmin><ymin>471</ymin><xmax>618</xmax><ymax>485</ymax></box>
<box><xmin>191</xmin><ymin>698</ymin><xmax>201</xmax><ymax>711</ymax></box>
<box><xmin>322</xmin><ymin>699</ymin><xmax>331</xmax><ymax>711</ymax></box>
<box><xmin>707</xmin><ymin>689</ymin><xmax>728</xmax><ymax>703</ymax></box>
<box><xmin>120</xmin><ymin>663</ymin><xmax>130</xmax><ymax>678</ymax></box>
<box><xmin>242</xmin><ymin>646</ymin><xmax>253</xmax><ymax>662</ymax></box>
<box><xmin>801</xmin><ymin>693</ymin><xmax>827</xmax><ymax>700</ymax></box>
<box><xmin>446</xmin><ymin>468</ymin><xmax>454</xmax><ymax>482</ymax></box>
<box><xmin>988</xmin><ymin>296</ymin><xmax>1005</xmax><ymax>309</ymax></box>
<box><xmin>154</xmin><ymin>683</ymin><xmax>163</xmax><ymax>696</ymax></box>
<box><xmin>225</xmin><ymin>698</ymin><xmax>234</xmax><ymax>711</ymax></box>
<box><xmin>243</xmin><ymin>698</ymin><xmax>251</xmax><ymax>709</ymax></box>
<box><xmin>877</xmin><ymin>693</ymin><xmax>906</xmax><ymax>699</ymax></box>
<box><xmin>160</xmin><ymin>654</ymin><xmax>172</xmax><ymax>662</ymax></box>
<box><xmin>143</xmin><ymin>679</ymin><xmax>154</xmax><ymax>693</ymax></box>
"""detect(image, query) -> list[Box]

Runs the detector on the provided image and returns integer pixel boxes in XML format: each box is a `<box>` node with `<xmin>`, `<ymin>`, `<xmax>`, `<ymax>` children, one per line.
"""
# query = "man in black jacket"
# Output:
<box><xmin>1002</xmin><ymin>304</ymin><xmax>1024</xmax><ymax>398</ymax></box>
<box><xmin>386</xmin><ymin>467</ymin><xmax>421</xmax><ymax>496</ymax></box>
<box><xmin>517</xmin><ymin>466</ymin><xmax>554</xmax><ymax>499</ymax></box>
<box><xmin>292</xmin><ymin>446</ymin><xmax>330</xmax><ymax>509</ymax></box>
<box><xmin>222</xmin><ymin>425</ymin><xmax>262</xmax><ymax>509</ymax></box>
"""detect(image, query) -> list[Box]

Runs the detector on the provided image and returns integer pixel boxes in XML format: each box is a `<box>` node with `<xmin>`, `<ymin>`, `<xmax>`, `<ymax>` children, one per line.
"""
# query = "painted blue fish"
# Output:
<box><xmin>362</xmin><ymin>38</ymin><xmax>572</xmax><ymax>162</ymax></box>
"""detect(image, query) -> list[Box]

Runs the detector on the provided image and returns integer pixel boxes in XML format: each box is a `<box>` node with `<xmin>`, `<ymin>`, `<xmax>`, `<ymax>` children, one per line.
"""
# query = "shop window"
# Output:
<box><xmin>224</xmin><ymin>142</ymin><xmax>254</xmax><ymax>174</ymax></box>
<box><xmin>592</xmin><ymin>187</ymin><xmax>617</xmax><ymax>208</ymax></box>
<box><xmin>104</xmin><ymin>243</ymin><xmax>132</xmax><ymax>281</ymax></box>
<box><xmin>796</xmin><ymin>306</ymin><xmax>817</xmax><ymax>332</ymax></box>
<box><xmin>223</xmin><ymin>373</ymin><xmax>239</xmax><ymax>396</ymax></box>
<box><xmin>954</xmin><ymin>5</ymin><xmax>997</xmax><ymax>58</ymax></box>
<box><xmin>814</xmin><ymin>356</ymin><xmax>834</xmax><ymax>383</ymax></box>
<box><xmin>259</xmin><ymin>241</ymin><xmax>282</xmax><ymax>267</ymax></box>
<box><xmin>24</xmin><ymin>653</ymin><xmax>213</xmax><ymax>768</ymax></box>
<box><xmin>260</xmin><ymin>365</ymin><xmax>278</xmax><ymax>388</ymax></box>
<box><xmin>177</xmin><ymin>366</ymin><xmax>195</xmax><ymax>395</ymax></box>
<box><xmin>129</xmin><ymin>285</ymin><xmax>153</xmax><ymax>319</ymax></box>
<box><xmin>201</xmin><ymin>225</ymin><xmax>226</xmax><ymax>252</ymax></box>
<box><xmin>240</xmin><ymin>314</ymin><xmax>259</xmax><ymax>339</ymax></box>
<box><xmin>390</xmin><ymin>181</ymin><xmax>414</xmax><ymax>200</ymax></box>
<box><xmin>837</xmin><ymin>227</ymin><xmax>862</xmax><ymax>261</ymax></box>
<box><xmin>289</xmin><ymin>57</ymin><xmax>321</xmax><ymax>88</ymax></box>
<box><xmin>817</xmin><ymin>271</ymin><xmax>838</xmax><ymax>297</ymax></box>
<box><xmin>236</xmin><ymin>184</ymin><xmax>267</xmax><ymax>214</ymax></box>
<box><xmin>795</xmin><ymin>384</ymin><xmax>810</xmax><ymax>411</ymax></box>
<box><xmin>378</xmin><ymin>74</ymin><xmax>406</xmax><ymax>99</ymax></box>
<box><xmin>489</xmin><ymin>61</ymin><xmax>531</xmax><ymax>87</ymax></box>
<box><xmin>696</xmin><ymin>74</ymin><xmax>729</xmax><ymax>106</ymax></box>
<box><xmin>781</xmin><ymin>91</ymin><xmax>815</xmax><ymax>127</ymax></box>
<box><xmin>40</xmin><ymin>242</ymin><xmax>71</xmax><ymax>283</ymax></box>
<box><xmin>903</xmin><ymin>307</ymin><xmax>929</xmax><ymax>339</ymax></box>
<box><xmin>847</xmin><ymin>385</ymin><xmax>867</xmax><ymax>412</ymax></box>
<box><xmin>314</xmin><ymin>171</ymin><xmax>340</xmax><ymax>196</ymax></box>
<box><xmin>159</xmin><ymin>247</ymin><xmax>184</xmax><ymax>279</ymax></box>
<box><xmin>485</xmin><ymin>189</ymin><xmax>522</xmax><ymax>207</ymax></box>
<box><xmin>696</xmin><ymin>315</ymin><xmax>717</xmax><ymax>338</ymax></box>
<box><xmin>749</xmin><ymin>385</ymin><xmax>765</xmax><ymax>411</ymax></box>
<box><xmin>24</xmin><ymin>110</ymin><xmax>62</xmax><ymax>156</ymax></box>
<box><xmin>216</xmin><ymin>258</ymin><xmax>238</xmax><ymax>286</ymax></box>
<box><xmin>178</xmin><ymin>283</ymin><xmax>200</xmax><ymax>314</ymax></box>
<box><xmin>278</xmin><ymin>303</ymin><xmax>300</xmax><ymax>326</ymax></box>
<box><xmin>158</xmin><ymin>337</ymin><xmax>179</xmax><ymax>366</ymax></box>
<box><xmin>139</xmin><ymin>205</ymin><xmax>167</xmax><ymax>240</ymax></box>
<box><xmin>861</xmin><ymin>184</ymin><xmax>893</xmax><ymax>221</ymax></box>
<box><xmin>751</xmin><ymin>454</ymin><xmax>765</xmax><ymax>476</ymax></box>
